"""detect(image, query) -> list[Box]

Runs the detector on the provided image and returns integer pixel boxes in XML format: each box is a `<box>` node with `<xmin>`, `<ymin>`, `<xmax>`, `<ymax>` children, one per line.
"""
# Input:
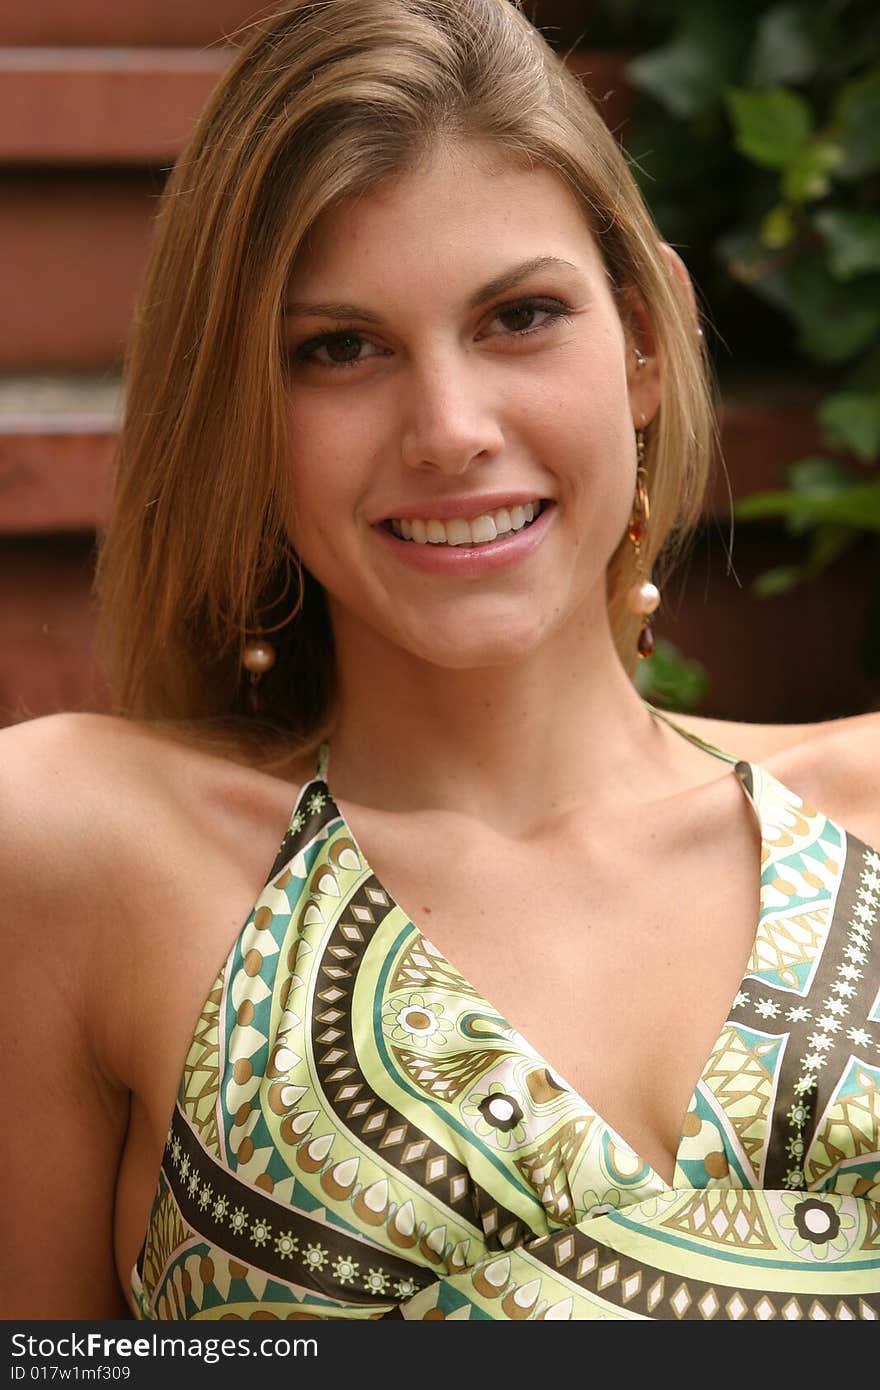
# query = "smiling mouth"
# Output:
<box><xmin>381</xmin><ymin>500</ymin><xmax>550</xmax><ymax>547</ymax></box>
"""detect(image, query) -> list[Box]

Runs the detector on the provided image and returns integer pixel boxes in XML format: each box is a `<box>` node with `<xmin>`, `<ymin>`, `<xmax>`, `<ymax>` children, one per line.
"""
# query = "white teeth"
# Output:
<box><xmin>470</xmin><ymin>514</ymin><xmax>497</xmax><ymax>544</ymax></box>
<box><xmin>443</xmin><ymin>518</ymin><xmax>472</xmax><ymax>546</ymax></box>
<box><xmin>388</xmin><ymin>501</ymin><xmax>543</xmax><ymax>546</ymax></box>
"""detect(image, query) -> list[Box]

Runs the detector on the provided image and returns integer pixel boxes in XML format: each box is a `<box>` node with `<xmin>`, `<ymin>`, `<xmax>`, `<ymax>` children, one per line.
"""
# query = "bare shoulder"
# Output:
<box><xmin>0</xmin><ymin>711</ymin><xmax>204</xmax><ymax>879</ymax></box>
<box><xmin>0</xmin><ymin>708</ymin><xmax>303</xmax><ymax>843</ymax></box>
<box><xmin>0</xmin><ymin>712</ymin><xmax>191</xmax><ymax>1034</ymax></box>
<box><xmin>0</xmin><ymin>711</ymin><xmax>304</xmax><ymax>1049</ymax></box>
<box><xmin>670</xmin><ymin>704</ymin><xmax>880</xmax><ymax>847</ymax></box>
<box><xmin>0</xmin><ymin>711</ymin><xmax>155</xmax><ymax>876</ymax></box>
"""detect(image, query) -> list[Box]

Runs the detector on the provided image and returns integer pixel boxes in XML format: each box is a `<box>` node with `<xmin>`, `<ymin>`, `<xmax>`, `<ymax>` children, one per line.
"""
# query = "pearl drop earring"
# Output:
<box><xmin>242</xmin><ymin>639</ymin><xmax>277</xmax><ymax>713</ymax></box>
<box><xmin>626</xmin><ymin>427</ymin><xmax>660</xmax><ymax>658</ymax></box>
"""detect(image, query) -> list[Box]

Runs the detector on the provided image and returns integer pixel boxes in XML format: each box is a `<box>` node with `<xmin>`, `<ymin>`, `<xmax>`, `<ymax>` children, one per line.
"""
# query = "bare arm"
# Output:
<box><xmin>1</xmin><ymin>717</ymin><xmax>132</xmax><ymax>1318</ymax></box>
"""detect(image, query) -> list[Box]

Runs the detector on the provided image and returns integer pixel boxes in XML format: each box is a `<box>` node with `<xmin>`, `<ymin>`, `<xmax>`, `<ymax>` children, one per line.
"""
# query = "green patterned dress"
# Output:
<box><xmin>130</xmin><ymin>703</ymin><xmax>880</xmax><ymax>1320</ymax></box>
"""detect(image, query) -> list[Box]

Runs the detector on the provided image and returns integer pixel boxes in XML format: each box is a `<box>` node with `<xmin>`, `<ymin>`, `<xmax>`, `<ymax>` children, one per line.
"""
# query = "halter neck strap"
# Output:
<box><xmin>641</xmin><ymin>698</ymin><xmax>739</xmax><ymax>766</ymax></box>
<box><xmin>316</xmin><ymin>739</ymin><xmax>330</xmax><ymax>784</ymax></box>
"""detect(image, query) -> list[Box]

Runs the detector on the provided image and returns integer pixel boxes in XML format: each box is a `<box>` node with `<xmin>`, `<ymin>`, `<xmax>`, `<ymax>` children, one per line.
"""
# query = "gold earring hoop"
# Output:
<box><xmin>241</xmin><ymin>550</ymin><xmax>305</xmax><ymax>712</ymax></box>
<box><xmin>625</xmin><ymin>428</ymin><xmax>661</xmax><ymax>659</ymax></box>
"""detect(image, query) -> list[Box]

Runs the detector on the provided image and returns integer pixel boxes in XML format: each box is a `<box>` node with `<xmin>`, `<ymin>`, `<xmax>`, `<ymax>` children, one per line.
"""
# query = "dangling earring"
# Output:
<box><xmin>241</xmin><ymin>550</ymin><xmax>303</xmax><ymax>713</ymax></box>
<box><xmin>626</xmin><ymin>427</ymin><xmax>661</xmax><ymax>659</ymax></box>
<box><xmin>242</xmin><ymin>637</ymin><xmax>277</xmax><ymax>713</ymax></box>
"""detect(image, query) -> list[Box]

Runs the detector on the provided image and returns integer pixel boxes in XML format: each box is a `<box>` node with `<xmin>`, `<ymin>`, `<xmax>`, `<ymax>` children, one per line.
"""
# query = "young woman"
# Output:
<box><xmin>4</xmin><ymin>0</ymin><xmax>878</xmax><ymax>1321</ymax></box>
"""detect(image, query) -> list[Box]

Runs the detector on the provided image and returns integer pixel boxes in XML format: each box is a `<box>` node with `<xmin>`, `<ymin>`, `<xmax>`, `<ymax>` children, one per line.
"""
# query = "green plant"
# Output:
<box><xmin>634</xmin><ymin>635</ymin><xmax>709</xmax><ymax>710</ymax></box>
<box><xmin>588</xmin><ymin>0</ymin><xmax>880</xmax><ymax>675</ymax></box>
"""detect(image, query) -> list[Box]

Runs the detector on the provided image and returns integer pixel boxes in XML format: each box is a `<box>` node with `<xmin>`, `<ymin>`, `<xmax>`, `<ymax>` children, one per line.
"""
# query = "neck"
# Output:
<box><xmin>317</xmin><ymin>600</ymin><xmax>690</xmax><ymax>838</ymax></box>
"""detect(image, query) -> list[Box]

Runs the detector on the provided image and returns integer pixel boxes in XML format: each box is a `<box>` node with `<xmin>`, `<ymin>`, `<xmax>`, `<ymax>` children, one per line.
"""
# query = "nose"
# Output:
<box><xmin>399</xmin><ymin>352</ymin><xmax>505</xmax><ymax>475</ymax></box>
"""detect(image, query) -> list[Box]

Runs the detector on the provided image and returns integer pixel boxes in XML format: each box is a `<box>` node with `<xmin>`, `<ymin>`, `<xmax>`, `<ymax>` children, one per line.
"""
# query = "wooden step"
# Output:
<box><xmin>0</xmin><ymin>171</ymin><xmax>156</xmax><ymax>369</ymax></box>
<box><xmin>0</xmin><ymin>2</ymin><xmax>311</xmax><ymax>47</ymax></box>
<box><xmin>0</xmin><ymin>1</ymin><xmax>593</xmax><ymax>48</ymax></box>
<box><xmin>0</xmin><ymin>47</ymin><xmax>228</xmax><ymax>163</ymax></box>
<box><xmin>0</xmin><ymin>376</ymin><xmax>119</xmax><ymax>531</ymax></box>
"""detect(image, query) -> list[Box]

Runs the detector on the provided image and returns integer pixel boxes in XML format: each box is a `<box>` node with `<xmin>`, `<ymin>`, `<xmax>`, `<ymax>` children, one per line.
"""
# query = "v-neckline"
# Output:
<box><xmin>299</xmin><ymin>706</ymin><xmax>769</xmax><ymax>1194</ymax></box>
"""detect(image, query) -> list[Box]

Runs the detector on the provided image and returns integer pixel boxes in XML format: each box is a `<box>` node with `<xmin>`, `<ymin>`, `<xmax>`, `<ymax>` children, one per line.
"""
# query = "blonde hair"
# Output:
<box><xmin>95</xmin><ymin>0</ymin><xmax>714</xmax><ymax>757</ymax></box>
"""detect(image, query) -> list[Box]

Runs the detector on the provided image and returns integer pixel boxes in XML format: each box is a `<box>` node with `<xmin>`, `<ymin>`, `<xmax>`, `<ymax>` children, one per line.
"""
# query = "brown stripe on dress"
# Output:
<box><xmin>309</xmin><ymin>859</ymin><xmax>532</xmax><ymax>1252</ymax></box>
<box><xmin>161</xmin><ymin>1102</ymin><xmax>434</xmax><ymax>1303</ymax></box>
<box><xmin>264</xmin><ymin>779</ymin><xmax>341</xmax><ymax>888</ymax></box>
<box><xmin>517</xmin><ymin>1217</ymin><xmax>880</xmax><ymax>1320</ymax></box>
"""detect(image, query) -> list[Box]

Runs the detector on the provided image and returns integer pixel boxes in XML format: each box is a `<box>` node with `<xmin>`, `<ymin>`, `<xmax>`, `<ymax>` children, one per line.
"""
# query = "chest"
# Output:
<box><xmin>115</xmin><ymin>768</ymin><xmax>762</xmax><ymax>1287</ymax></box>
<box><xmin>352</xmin><ymin>786</ymin><xmax>762</xmax><ymax>1183</ymax></box>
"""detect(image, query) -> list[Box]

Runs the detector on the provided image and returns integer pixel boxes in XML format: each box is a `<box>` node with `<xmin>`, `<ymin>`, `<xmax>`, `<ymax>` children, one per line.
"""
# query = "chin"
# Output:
<box><xmin>399</xmin><ymin>617</ymin><xmax>552</xmax><ymax>671</ymax></box>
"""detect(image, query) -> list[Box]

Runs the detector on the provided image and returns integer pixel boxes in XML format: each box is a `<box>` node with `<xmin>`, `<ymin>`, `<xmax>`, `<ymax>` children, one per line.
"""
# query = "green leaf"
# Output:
<box><xmin>781</xmin><ymin>139</ymin><xmax>843</xmax><ymax>203</ymax></box>
<box><xmin>725</xmin><ymin>87</ymin><xmax>814</xmax><ymax>169</ymax></box>
<box><xmin>626</xmin><ymin>1</ymin><xmax>754</xmax><ymax>118</ymax></box>
<box><xmin>750</xmin><ymin>564</ymin><xmax>806</xmax><ymax>597</ymax></box>
<box><xmin>760</xmin><ymin>203</ymin><xmax>796</xmax><ymax>249</ymax></box>
<box><xmin>785</xmin><ymin>456</ymin><xmax>859</xmax><ymax>492</ymax></box>
<box><xmin>846</xmin><ymin>343</ymin><xmax>880</xmax><ymax>394</ymax></box>
<box><xmin>749</xmin><ymin>520</ymin><xmax>859</xmax><ymax>593</ymax></box>
<box><xmin>804</xmin><ymin>522</ymin><xmax>860</xmax><ymax>573</ymax></box>
<box><xmin>734</xmin><ymin>480</ymin><xmax>880</xmax><ymax>529</ymax></box>
<box><xmin>633</xmin><ymin>636</ymin><xmax>708</xmax><ymax>709</ymax></box>
<box><xmin>752</xmin><ymin>257</ymin><xmax>880</xmax><ymax>363</ymax></box>
<box><xmin>833</xmin><ymin>70</ymin><xmax>880</xmax><ymax>179</ymax></box>
<box><xmin>748</xmin><ymin>3</ymin><xmax>822</xmax><ymax>87</ymax></box>
<box><xmin>813</xmin><ymin>208</ymin><xmax>880</xmax><ymax>278</ymax></box>
<box><xmin>819</xmin><ymin>392</ymin><xmax>880</xmax><ymax>462</ymax></box>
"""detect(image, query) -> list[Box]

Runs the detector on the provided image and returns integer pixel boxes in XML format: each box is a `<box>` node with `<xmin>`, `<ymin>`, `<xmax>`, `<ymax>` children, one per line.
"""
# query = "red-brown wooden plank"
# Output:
<box><xmin>0</xmin><ymin>173</ymin><xmax>156</xmax><ymax>369</ymax></box>
<box><xmin>0</xmin><ymin>426</ymin><xmax>116</xmax><ymax>533</ymax></box>
<box><xmin>0</xmin><ymin>48</ymin><xmax>228</xmax><ymax>163</ymax></box>
<box><xmin>0</xmin><ymin>1</ymin><xmax>276</xmax><ymax>47</ymax></box>
<box><xmin>0</xmin><ymin>1</ymin><xmax>594</xmax><ymax>49</ymax></box>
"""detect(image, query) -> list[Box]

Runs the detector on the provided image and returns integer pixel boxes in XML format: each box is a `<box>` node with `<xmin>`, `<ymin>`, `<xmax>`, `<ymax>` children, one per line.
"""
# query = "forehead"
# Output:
<box><xmin>285</xmin><ymin>140</ymin><xmax>607</xmax><ymax>297</ymax></box>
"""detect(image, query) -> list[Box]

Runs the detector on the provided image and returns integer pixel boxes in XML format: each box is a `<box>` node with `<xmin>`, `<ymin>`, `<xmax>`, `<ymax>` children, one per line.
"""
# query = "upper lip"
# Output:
<box><xmin>374</xmin><ymin>492</ymin><xmax>550</xmax><ymax>523</ymax></box>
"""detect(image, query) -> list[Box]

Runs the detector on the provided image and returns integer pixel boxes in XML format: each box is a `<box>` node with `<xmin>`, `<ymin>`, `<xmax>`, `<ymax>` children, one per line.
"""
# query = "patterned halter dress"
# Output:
<box><xmin>130</xmin><ymin>703</ymin><xmax>880</xmax><ymax>1320</ymax></box>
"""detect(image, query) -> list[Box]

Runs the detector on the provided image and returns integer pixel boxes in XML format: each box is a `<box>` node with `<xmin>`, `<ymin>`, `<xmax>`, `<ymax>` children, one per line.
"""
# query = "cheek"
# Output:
<box><xmin>542</xmin><ymin>372</ymin><xmax>636</xmax><ymax>504</ymax></box>
<box><xmin>283</xmin><ymin>402</ymin><xmax>355</xmax><ymax>542</ymax></box>
<box><xmin>284</xmin><ymin>478</ymin><xmax>340</xmax><ymax>571</ymax></box>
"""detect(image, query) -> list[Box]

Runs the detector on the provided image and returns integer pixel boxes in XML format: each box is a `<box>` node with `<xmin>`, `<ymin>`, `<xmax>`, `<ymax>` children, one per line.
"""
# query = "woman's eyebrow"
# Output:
<box><xmin>283</xmin><ymin>254</ymin><xmax>581</xmax><ymax>322</ymax></box>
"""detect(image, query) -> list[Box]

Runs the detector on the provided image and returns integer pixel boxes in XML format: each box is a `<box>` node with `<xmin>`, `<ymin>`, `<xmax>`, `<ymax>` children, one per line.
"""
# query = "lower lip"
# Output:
<box><xmin>373</xmin><ymin>503</ymin><xmax>556</xmax><ymax>577</ymax></box>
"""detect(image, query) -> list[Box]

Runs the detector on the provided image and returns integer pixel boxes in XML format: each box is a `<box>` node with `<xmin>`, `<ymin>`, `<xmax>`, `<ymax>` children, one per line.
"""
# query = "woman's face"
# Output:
<box><xmin>282</xmin><ymin>140</ymin><xmax>660</xmax><ymax>670</ymax></box>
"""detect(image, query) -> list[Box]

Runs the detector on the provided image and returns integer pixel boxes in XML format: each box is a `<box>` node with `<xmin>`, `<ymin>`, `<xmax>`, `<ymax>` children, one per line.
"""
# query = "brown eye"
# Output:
<box><xmin>488</xmin><ymin>298</ymin><xmax>572</xmax><ymax>339</ymax></box>
<box><xmin>499</xmin><ymin>304</ymin><xmax>541</xmax><ymax>332</ymax></box>
<box><xmin>291</xmin><ymin>330</ymin><xmax>378</xmax><ymax>370</ymax></box>
<box><xmin>323</xmin><ymin>334</ymin><xmax>364</xmax><ymax>363</ymax></box>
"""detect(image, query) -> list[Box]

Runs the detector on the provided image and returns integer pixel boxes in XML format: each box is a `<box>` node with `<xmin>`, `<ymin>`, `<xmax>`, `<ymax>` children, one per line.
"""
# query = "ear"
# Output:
<box><xmin>659</xmin><ymin>241</ymin><xmax>699</xmax><ymax>322</ymax></box>
<box><xmin>624</xmin><ymin>242</ymin><xmax>700</xmax><ymax>430</ymax></box>
<box><xmin>622</xmin><ymin>288</ymin><xmax>661</xmax><ymax>431</ymax></box>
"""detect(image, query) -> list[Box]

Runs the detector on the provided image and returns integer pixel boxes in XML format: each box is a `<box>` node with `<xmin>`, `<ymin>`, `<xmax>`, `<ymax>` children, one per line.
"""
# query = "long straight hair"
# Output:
<box><xmin>95</xmin><ymin>0</ymin><xmax>715</xmax><ymax>759</ymax></box>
